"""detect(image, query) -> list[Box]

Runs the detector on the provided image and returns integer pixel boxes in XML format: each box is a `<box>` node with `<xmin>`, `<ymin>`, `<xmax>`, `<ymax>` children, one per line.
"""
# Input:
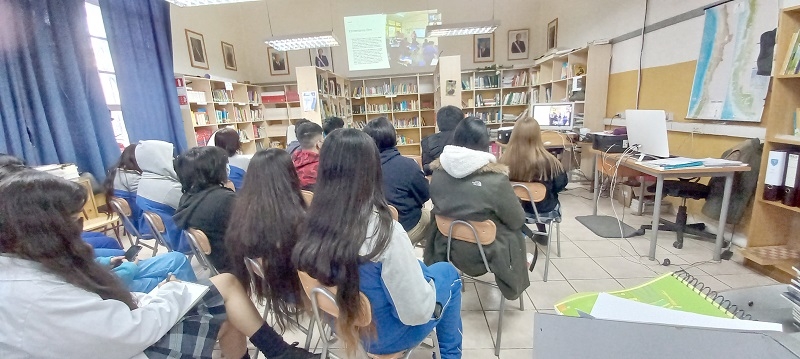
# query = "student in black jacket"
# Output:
<box><xmin>421</xmin><ymin>105</ymin><xmax>464</xmax><ymax>175</ymax></box>
<box><xmin>173</xmin><ymin>146</ymin><xmax>236</xmax><ymax>272</ymax></box>
<box><xmin>364</xmin><ymin>117</ymin><xmax>431</xmax><ymax>244</ymax></box>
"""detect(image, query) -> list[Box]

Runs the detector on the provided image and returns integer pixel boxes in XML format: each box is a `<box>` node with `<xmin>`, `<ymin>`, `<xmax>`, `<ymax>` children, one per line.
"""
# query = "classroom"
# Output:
<box><xmin>3</xmin><ymin>0</ymin><xmax>800</xmax><ymax>358</ymax></box>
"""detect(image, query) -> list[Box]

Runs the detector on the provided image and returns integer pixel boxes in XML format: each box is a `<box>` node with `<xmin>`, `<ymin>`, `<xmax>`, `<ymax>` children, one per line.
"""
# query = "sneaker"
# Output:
<box><xmin>269</xmin><ymin>342</ymin><xmax>319</xmax><ymax>359</ymax></box>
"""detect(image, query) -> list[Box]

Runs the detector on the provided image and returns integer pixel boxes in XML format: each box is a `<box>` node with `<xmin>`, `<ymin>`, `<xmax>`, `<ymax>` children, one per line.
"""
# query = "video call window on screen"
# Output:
<box><xmin>531</xmin><ymin>103</ymin><xmax>575</xmax><ymax>131</ymax></box>
<box><xmin>345</xmin><ymin>10</ymin><xmax>441</xmax><ymax>71</ymax></box>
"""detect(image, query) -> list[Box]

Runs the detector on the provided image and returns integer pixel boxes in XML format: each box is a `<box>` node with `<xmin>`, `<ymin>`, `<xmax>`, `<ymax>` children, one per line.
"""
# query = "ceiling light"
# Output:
<box><xmin>426</xmin><ymin>21</ymin><xmax>500</xmax><ymax>37</ymax></box>
<box><xmin>265</xmin><ymin>32</ymin><xmax>340</xmax><ymax>51</ymax></box>
<box><xmin>165</xmin><ymin>0</ymin><xmax>260</xmax><ymax>6</ymax></box>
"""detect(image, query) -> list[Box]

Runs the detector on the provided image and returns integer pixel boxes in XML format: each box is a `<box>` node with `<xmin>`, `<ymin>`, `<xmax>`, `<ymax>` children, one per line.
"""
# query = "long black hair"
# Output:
<box><xmin>103</xmin><ymin>144</ymin><xmax>142</xmax><ymax>205</ymax></box>
<box><xmin>174</xmin><ymin>146</ymin><xmax>229</xmax><ymax>194</ymax></box>
<box><xmin>291</xmin><ymin>129</ymin><xmax>394</xmax><ymax>353</ymax></box>
<box><xmin>0</xmin><ymin>169</ymin><xmax>137</xmax><ymax>309</ymax></box>
<box><xmin>225</xmin><ymin>148</ymin><xmax>306</xmax><ymax>331</ymax></box>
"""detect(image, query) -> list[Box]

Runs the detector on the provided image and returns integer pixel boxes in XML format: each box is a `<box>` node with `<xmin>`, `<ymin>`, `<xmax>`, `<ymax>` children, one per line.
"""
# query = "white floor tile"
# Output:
<box><xmin>568</xmin><ymin>278</ymin><xmax>624</xmax><ymax>293</ymax></box>
<box><xmin>526</xmin><ymin>281</ymin><xmax>577</xmax><ymax>310</ymax></box>
<box><xmin>550</xmin><ymin>258</ymin><xmax>613</xmax><ymax>280</ymax></box>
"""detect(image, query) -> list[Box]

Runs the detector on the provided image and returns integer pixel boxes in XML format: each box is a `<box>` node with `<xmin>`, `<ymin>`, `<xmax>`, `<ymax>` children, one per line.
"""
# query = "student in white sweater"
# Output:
<box><xmin>0</xmin><ymin>169</ymin><xmax>315</xmax><ymax>359</ymax></box>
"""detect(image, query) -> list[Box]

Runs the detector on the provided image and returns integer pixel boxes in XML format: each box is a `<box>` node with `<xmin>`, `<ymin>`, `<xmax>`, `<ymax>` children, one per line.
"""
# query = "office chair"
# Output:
<box><xmin>639</xmin><ymin>179</ymin><xmax>715</xmax><ymax>250</ymax></box>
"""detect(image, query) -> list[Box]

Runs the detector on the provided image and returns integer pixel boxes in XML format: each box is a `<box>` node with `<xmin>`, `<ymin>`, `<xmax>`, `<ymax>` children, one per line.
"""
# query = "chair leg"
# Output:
<box><xmin>519</xmin><ymin>296</ymin><xmax>525</xmax><ymax>311</ymax></box>
<box><xmin>555</xmin><ymin>222</ymin><xmax>561</xmax><ymax>258</ymax></box>
<box><xmin>496</xmin><ymin>296</ymin><xmax>506</xmax><ymax>357</ymax></box>
<box><xmin>543</xmin><ymin>226</ymin><xmax>553</xmax><ymax>282</ymax></box>
<box><xmin>304</xmin><ymin>315</ymin><xmax>315</xmax><ymax>351</ymax></box>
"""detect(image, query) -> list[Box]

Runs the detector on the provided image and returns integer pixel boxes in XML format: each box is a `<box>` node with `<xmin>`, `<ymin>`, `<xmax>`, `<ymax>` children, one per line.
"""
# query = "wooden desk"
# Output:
<box><xmin>589</xmin><ymin>149</ymin><xmax>750</xmax><ymax>261</ymax></box>
<box><xmin>75</xmin><ymin>178</ymin><xmax>121</xmax><ymax>235</ymax></box>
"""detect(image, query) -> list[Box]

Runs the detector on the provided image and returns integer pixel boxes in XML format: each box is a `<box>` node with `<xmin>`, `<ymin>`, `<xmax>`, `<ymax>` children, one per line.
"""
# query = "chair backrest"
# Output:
<box><xmin>511</xmin><ymin>182</ymin><xmax>547</xmax><ymax>203</ymax></box>
<box><xmin>435</xmin><ymin>215</ymin><xmax>497</xmax><ymax>245</ymax></box>
<box><xmin>109</xmin><ymin>197</ymin><xmax>141</xmax><ymax>237</ymax></box>
<box><xmin>184</xmin><ymin>228</ymin><xmax>218</xmax><ymax>275</ymax></box>
<box><xmin>301</xmin><ymin>190</ymin><xmax>314</xmax><ymax>206</ymax></box>
<box><xmin>143</xmin><ymin>211</ymin><xmax>172</xmax><ymax>251</ymax></box>
<box><xmin>297</xmin><ymin>271</ymin><xmax>372</xmax><ymax>327</ymax></box>
<box><xmin>388</xmin><ymin>205</ymin><xmax>399</xmax><ymax>221</ymax></box>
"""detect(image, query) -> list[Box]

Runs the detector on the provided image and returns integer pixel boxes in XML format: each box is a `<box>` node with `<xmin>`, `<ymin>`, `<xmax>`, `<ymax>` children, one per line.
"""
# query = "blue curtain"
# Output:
<box><xmin>0</xmin><ymin>0</ymin><xmax>120</xmax><ymax>179</ymax></box>
<box><xmin>99</xmin><ymin>0</ymin><xmax>188</xmax><ymax>153</ymax></box>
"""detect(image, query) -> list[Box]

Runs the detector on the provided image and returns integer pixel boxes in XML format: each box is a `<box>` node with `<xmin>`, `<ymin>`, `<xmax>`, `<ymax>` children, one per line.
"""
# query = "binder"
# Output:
<box><xmin>784</xmin><ymin>152</ymin><xmax>800</xmax><ymax>206</ymax></box>
<box><xmin>764</xmin><ymin>150</ymin><xmax>788</xmax><ymax>201</ymax></box>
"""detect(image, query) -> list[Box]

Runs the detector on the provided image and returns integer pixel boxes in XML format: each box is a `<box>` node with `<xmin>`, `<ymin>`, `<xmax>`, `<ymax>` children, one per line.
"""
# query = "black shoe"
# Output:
<box><xmin>269</xmin><ymin>342</ymin><xmax>318</xmax><ymax>359</ymax></box>
<box><xmin>534</xmin><ymin>234</ymin><xmax>548</xmax><ymax>246</ymax></box>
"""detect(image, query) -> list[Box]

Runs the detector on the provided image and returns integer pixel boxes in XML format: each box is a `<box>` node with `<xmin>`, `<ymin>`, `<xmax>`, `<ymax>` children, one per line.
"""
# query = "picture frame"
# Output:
<box><xmin>474</xmin><ymin>33</ymin><xmax>494</xmax><ymax>63</ymax></box>
<box><xmin>309</xmin><ymin>47</ymin><xmax>333</xmax><ymax>72</ymax></box>
<box><xmin>185</xmin><ymin>29</ymin><xmax>209</xmax><ymax>70</ymax></box>
<box><xmin>508</xmin><ymin>29</ymin><xmax>529</xmax><ymax>60</ymax></box>
<box><xmin>268</xmin><ymin>48</ymin><xmax>290</xmax><ymax>76</ymax></box>
<box><xmin>547</xmin><ymin>19</ymin><xmax>559</xmax><ymax>51</ymax></box>
<box><xmin>221</xmin><ymin>41</ymin><xmax>237</xmax><ymax>71</ymax></box>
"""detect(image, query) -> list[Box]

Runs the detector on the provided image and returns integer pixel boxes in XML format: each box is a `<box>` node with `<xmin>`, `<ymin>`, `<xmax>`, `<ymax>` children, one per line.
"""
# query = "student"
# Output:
<box><xmin>421</xmin><ymin>105</ymin><xmax>464</xmax><ymax>175</ymax></box>
<box><xmin>210</xmin><ymin>127</ymin><xmax>251</xmax><ymax>191</ymax></box>
<box><xmin>291</xmin><ymin>121</ymin><xmax>323</xmax><ymax>190</ymax></box>
<box><xmin>135</xmin><ymin>140</ymin><xmax>186</xmax><ymax>252</ymax></box>
<box><xmin>286</xmin><ymin>118</ymin><xmax>311</xmax><ymax>155</ymax></box>
<box><xmin>103</xmin><ymin>144</ymin><xmax>143</xmax><ymax>231</ymax></box>
<box><xmin>0</xmin><ymin>169</ymin><xmax>316</xmax><ymax>359</ymax></box>
<box><xmin>363</xmin><ymin>117</ymin><xmax>431</xmax><ymax>245</ymax></box>
<box><xmin>0</xmin><ymin>153</ymin><xmax>23</xmax><ymax>167</ymax></box>
<box><xmin>322</xmin><ymin>116</ymin><xmax>344</xmax><ymax>137</ymax></box>
<box><xmin>292</xmin><ymin>129</ymin><xmax>462</xmax><ymax>358</ymax></box>
<box><xmin>173</xmin><ymin>146</ymin><xmax>236</xmax><ymax>272</ymax></box>
<box><xmin>226</xmin><ymin>149</ymin><xmax>307</xmax><ymax>330</ymax></box>
<box><xmin>95</xmin><ymin>251</ymin><xmax>197</xmax><ymax>293</ymax></box>
<box><xmin>424</xmin><ymin>117</ymin><xmax>530</xmax><ymax>301</ymax></box>
<box><xmin>499</xmin><ymin>116</ymin><xmax>568</xmax><ymax>243</ymax></box>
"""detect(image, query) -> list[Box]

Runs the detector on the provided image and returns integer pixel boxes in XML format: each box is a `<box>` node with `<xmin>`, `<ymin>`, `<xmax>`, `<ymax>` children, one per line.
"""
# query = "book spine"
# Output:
<box><xmin>765</xmin><ymin>150</ymin><xmax>788</xmax><ymax>201</ymax></box>
<box><xmin>784</xmin><ymin>152</ymin><xmax>800</xmax><ymax>206</ymax></box>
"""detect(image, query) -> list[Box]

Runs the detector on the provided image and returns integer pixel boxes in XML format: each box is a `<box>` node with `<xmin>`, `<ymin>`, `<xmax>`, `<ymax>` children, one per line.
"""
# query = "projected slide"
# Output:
<box><xmin>344</xmin><ymin>10</ymin><xmax>441</xmax><ymax>71</ymax></box>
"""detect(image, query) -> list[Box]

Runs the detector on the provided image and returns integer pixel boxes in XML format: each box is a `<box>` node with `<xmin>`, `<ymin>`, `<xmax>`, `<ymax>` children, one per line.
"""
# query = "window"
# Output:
<box><xmin>85</xmin><ymin>1</ymin><xmax>129</xmax><ymax>149</ymax></box>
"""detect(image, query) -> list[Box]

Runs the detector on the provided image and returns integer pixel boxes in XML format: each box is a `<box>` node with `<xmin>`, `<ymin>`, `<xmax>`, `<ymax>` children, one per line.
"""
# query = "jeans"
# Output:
<box><xmin>128</xmin><ymin>252</ymin><xmax>197</xmax><ymax>293</ymax></box>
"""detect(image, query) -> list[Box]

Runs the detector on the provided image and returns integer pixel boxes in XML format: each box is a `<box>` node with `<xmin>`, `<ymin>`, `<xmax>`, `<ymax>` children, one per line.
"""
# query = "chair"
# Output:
<box><xmin>109</xmin><ymin>197</ymin><xmax>156</xmax><ymax>250</ymax></box>
<box><xmin>183</xmin><ymin>228</ymin><xmax>219</xmax><ymax>276</ymax></box>
<box><xmin>142</xmin><ymin>211</ymin><xmax>174</xmax><ymax>255</ymax></box>
<box><xmin>435</xmin><ymin>215</ymin><xmax>523</xmax><ymax>357</ymax></box>
<box><xmin>301</xmin><ymin>190</ymin><xmax>314</xmax><ymax>206</ymax></box>
<box><xmin>388</xmin><ymin>205</ymin><xmax>399</xmax><ymax>221</ymax></box>
<box><xmin>244</xmin><ymin>258</ymin><xmax>315</xmax><ymax>357</ymax></box>
<box><xmin>297</xmin><ymin>271</ymin><xmax>439</xmax><ymax>359</ymax></box>
<box><xmin>639</xmin><ymin>179</ymin><xmax>714</xmax><ymax>249</ymax></box>
<box><xmin>511</xmin><ymin>182</ymin><xmax>562</xmax><ymax>282</ymax></box>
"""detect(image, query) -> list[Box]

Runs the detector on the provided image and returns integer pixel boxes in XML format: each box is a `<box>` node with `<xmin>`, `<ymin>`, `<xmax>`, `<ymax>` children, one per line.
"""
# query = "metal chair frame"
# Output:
<box><xmin>183</xmin><ymin>229</ymin><xmax>218</xmax><ymax>276</ymax></box>
<box><xmin>108</xmin><ymin>198</ymin><xmax>157</xmax><ymax>252</ymax></box>
<box><xmin>512</xmin><ymin>182</ymin><xmax>562</xmax><ymax>282</ymax></box>
<box><xmin>142</xmin><ymin>211</ymin><xmax>174</xmax><ymax>255</ymax></box>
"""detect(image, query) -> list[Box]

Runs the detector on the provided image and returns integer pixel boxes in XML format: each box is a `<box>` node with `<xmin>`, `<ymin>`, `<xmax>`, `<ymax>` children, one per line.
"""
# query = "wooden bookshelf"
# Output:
<box><xmin>743</xmin><ymin>6</ymin><xmax>800</xmax><ymax>283</ymax></box>
<box><xmin>461</xmin><ymin>67</ymin><xmax>532</xmax><ymax>128</ymax></box>
<box><xmin>295</xmin><ymin>66</ymin><xmax>352</xmax><ymax>127</ymax></box>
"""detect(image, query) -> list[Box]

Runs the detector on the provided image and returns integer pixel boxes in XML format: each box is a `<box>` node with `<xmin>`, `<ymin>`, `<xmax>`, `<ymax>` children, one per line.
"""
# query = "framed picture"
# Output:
<box><xmin>547</xmin><ymin>19</ymin><xmax>559</xmax><ymax>51</ymax></box>
<box><xmin>221</xmin><ymin>41</ymin><xmax>237</xmax><ymax>71</ymax></box>
<box><xmin>268</xmin><ymin>48</ymin><xmax>290</xmax><ymax>76</ymax></box>
<box><xmin>508</xmin><ymin>29</ymin><xmax>529</xmax><ymax>60</ymax></box>
<box><xmin>185</xmin><ymin>29</ymin><xmax>209</xmax><ymax>70</ymax></box>
<box><xmin>309</xmin><ymin>47</ymin><xmax>333</xmax><ymax>72</ymax></box>
<box><xmin>474</xmin><ymin>33</ymin><xmax>494</xmax><ymax>63</ymax></box>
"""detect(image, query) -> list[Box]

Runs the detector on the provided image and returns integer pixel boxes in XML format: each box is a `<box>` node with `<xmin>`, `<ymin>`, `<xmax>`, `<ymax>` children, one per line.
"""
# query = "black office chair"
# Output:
<box><xmin>639</xmin><ymin>179</ymin><xmax>716</xmax><ymax>249</ymax></box>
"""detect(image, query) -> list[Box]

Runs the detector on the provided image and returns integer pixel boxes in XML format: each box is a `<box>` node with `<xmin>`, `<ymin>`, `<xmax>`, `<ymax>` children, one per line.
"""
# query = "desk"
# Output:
<box><xmin>590</xmin><ymin>149</ymin><xmax>750</xmax><ymax>261</ymax></box>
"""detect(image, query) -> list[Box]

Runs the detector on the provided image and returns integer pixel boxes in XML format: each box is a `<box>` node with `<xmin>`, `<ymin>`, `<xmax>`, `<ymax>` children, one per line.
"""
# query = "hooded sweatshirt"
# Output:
<box><xmin>292</xmin><ymin>150</ymin><xmax>320</xmax><ymax>190</ymax></box>
<box><xmin>379</xmin><ymin>148</ymin><xmax>430</xmax><ymax>231</ymax></box>
<box><xmin>135</xmin><ymin>140</ymin><xmax>182</xmax><ymax>209</ymax></box>
<box><xmin>173</xmin><ymin>186</ymin><xmax>235</xmax><ymax>272</ymax></box>
<box><xmin>421</xmin><ymin>113</ymin><xmax>462</xmax><ymax>175</ymax></box>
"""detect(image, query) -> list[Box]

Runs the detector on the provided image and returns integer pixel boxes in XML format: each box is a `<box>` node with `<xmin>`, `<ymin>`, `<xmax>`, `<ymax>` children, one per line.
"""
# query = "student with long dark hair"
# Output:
<box><xmin>226</xmin><ymin>148</ymin><xmax>307</xmax><ymax>330</ymax></box>
<box><xmin>292</xmin><ymin>129</ymin><xmax>463</xmax><ymax>358</ymax></box>
<box><xmin>0</xmin><ymin>169</ymin><xmax>316</xmax><ymax>358</ymax></box>
<box><xmin>103</xmin><ymin>144</ymin><xmax>144</xmax><ymax>231</ymax></box>
<box><xmin>424</xmin><ymin>117</ymin><xmax>531</xmax><ymax>301</ymax></box>
<box><xmin>210</xmin><ymin>127</ymin><xmax>251</xmax><ymax>190</ymax></box>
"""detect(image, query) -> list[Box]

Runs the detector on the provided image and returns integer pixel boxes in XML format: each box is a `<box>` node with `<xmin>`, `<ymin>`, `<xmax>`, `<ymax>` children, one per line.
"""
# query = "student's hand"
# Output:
<box><xmin>109</xmin><ymin>256</ymin><xmax>126</xmax><ymax>268</ymax></box>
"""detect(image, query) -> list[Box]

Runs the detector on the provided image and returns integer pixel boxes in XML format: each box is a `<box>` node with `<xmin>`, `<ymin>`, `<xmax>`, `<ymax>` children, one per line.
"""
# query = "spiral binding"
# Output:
<box><xmin>672</xmin><ymin>270</ymin><xmax>753</xmax><ymax>320</ymax></box>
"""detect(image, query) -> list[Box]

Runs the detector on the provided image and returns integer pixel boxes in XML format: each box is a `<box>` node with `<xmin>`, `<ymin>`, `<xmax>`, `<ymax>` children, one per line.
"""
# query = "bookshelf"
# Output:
<box><xmin>741</xmin><ymin>5</ymin><xmax>800</xmax><ymax>283</ymax></box>
<box><xmin>350</xmin><ymin>73</ymin><xmax>439</xmax><ymax>156</ymax></box>
<box><xmin>177</xmin><ymin>75</ymin><xmax>289</xmax><ymax>153</ymax></box>
<box><xmin>461</xmin><ymin>67</ymin><xmax>533</xmax><ymax>128</ymax></box>
<box><xmin>295</xmin><ymin>66</ymin><xmax>352</xmax><ymax>128</ymax></box>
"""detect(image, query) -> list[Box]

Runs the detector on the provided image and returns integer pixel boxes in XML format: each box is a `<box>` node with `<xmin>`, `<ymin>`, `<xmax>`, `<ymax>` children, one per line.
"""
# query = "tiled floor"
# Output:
<box><xmin>185</xmin><ymin>183</ymin><xmax>776</xmax><ymax>358</ymax></box>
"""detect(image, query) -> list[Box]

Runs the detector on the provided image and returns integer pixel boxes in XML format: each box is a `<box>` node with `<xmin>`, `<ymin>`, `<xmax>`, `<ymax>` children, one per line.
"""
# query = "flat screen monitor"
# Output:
<box><xmin>625</xmin><ymin>109</ymin><xmax>670</xmax><ymax>158</ymax></box>
<box><xmin>531</xmin><ymin>103</ymin><xmax>574</xmax><ymax>130</ymax></box>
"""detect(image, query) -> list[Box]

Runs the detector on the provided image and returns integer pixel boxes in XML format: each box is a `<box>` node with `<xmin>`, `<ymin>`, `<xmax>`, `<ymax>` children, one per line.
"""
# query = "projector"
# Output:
<box><xmin>589</xmin><ymin>132</ymin><xmax>628</xmax><ymax>153</ymax></box>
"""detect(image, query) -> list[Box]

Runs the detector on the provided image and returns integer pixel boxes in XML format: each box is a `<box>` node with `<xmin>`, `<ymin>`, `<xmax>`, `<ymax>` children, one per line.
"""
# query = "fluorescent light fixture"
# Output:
<box><xmin>426</xmin><ymin>20</ymin><xmax>500</xmax><ymax>37</ymax></box>
<box><xmin>165</xmin><ymin>0</ymin><xmax>260</xmax><ymax>6</ymax></box>
<box><xmin>265</xmin><ymin>32</ymin><xmax>340</xmax><ymax>51</ymax></box>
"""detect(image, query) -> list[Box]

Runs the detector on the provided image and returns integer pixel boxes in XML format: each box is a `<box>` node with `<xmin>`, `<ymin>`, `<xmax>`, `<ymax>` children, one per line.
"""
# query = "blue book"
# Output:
<box><xmin>660</xmin><ymin>161</ymin><xmax>704</xmax><ymax>170</ymax></box>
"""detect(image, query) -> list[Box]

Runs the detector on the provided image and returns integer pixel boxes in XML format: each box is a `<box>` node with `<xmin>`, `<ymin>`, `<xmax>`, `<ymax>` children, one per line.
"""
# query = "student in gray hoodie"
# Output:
<box><xmin>135</xmin><ymin>140</ymin><xmax>186</xmax><ymax>252</ymax></box>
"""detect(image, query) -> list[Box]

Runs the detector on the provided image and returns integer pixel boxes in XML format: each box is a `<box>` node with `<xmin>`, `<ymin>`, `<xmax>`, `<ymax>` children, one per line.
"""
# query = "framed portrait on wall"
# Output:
<box><xmin>474</xmin><ymin>33</ymin><xmax>494</xmax><ymax>63</ymax></box>
<box><xmin>221</xmin><ymin>41</ymin><xmax>237</xmax><ymax>71</ymax></box>
<box><xmin>547</xmin><ymin>19</ymin><xmax>559</xmax><ymax>51</ymax></box>
<box><xmin>185</xmin><ymin>29</ymin><xmax>209</xmax><ymax>70</ymax></box>
<box><xmin>309</xmin><ymin>47</ymin><xmax>333</xmax><ymax>72</ymax></box>
<box><xmin>269</xmin><ymin>48</ymin><xmax>290</xmax><ymax>76</ymax></box>
<box><xmin>508</xmin><ymin>29</ymin><xmax>529</xmax><ymax>60</ymax></box>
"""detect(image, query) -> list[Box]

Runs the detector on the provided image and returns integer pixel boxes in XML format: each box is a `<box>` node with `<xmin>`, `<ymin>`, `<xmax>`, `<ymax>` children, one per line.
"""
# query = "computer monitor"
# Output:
<box><xmin>625</xmin><ymin>109</ymin><xmax>670</xmax><ymax>158</ymax></box>
<box><xmin>531</xmin><ymin>103</ymin><xmax>574</xmax><ymax>131</ymax></box>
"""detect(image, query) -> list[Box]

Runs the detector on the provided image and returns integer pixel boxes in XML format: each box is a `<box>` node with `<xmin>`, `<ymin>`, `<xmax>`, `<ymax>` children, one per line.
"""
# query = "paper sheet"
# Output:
<box><xmin>590</xmin><ymin>293</ymin><xmax>783</xmax><ymax>332</ymax></box>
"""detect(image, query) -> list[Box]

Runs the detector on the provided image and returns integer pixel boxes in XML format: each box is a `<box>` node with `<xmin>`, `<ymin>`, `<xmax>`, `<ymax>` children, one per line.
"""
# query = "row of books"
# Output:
<box><xmin>782</xmin><ymin>30</ymin><xmax>800</xmax><ymax>75</ymax></box>
<box><xmin>396</xmin><ymin>134</ymin><xmax>416</xmax><ymax>145</ymax></box>
<box><xmin>393</xmin><ymin>100</ymin><xmax>419</xmax><ymax>111</ymax></box>
<box><xmin>473</xmin><ymin>75</ymin><xmax>500</xmax><ymax>89</ymax></box>
<box><xmin>192</xmin><ymin>109</ymin><xmax>210</xmax><ymax>125</ymax></box>
<box><xmin>475</xmin><ymin>93</ymin><xmax>500</xmax><ymax>107</ymax></box>
<box><xmin>187</xmin><ymin>90</ymin><xmax>207</xmax><ymax>104</ymax></box>
<box><xmin>211</xmin><ymin>89</ymin><xmax>233</xmax><ymax>102</ymax></box>
<box><xmin>317</xmin><ymin>75</ymin><xmax>347</xmax><ymax>97</ymax></box>
<box><xmin>352</xmin><ymin>105</ymin><xmax>366</xmax><ymax>114</ymax></box>
<box><xmin>365</xmin><ymin>103</ymin><xmax>391</xmax><ymax>113</ymax></box>
<box><xmin>467</xmin><ymin>110</ymin><xmax>501</xmax><ymax>123</ymax></box>
<box><xmin>765</xmin><ymin>150</ymin><xmax>800</xmax><ymax>206</ymax></box>
<box><xmin>502</xmin><ymin>91</ymin><xmax>528</xmax><ymax>105</ymax></box>
<box><xmin>261</xmin><ymin>91</ymin><xmax>300</xmax><ymax>103</ymax></box>
<box><xmin>195</xmin><ymin>128</ymin><xmax>213</xmax><ymax>146</ymax></box>
<box><xmin>253</xmin><ymin>124</ymin><xmax>267</xmax><ymax>139</ymax></box>
<box><xmin>393</xmin><ymin>117</ymin><xmax>421</xmax><ymax>128</ymax></box>
<box><xmin>247</xmin><ymin>91</ymin><xmax>259</xmax><ymax>103</ymax></box>
<box><xmin>502</xmin><ymin>71</ymin><xmax>529</xmax><ymax>87</ymax></box>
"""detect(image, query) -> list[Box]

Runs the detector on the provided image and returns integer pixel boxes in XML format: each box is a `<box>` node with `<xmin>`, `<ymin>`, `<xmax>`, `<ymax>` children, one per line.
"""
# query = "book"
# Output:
<box><xmin>786</xmin><ymin>31</ymin><xmax>800</xmax><ymax>75</ymax></box>
<box><xmin>141</xmin><ymin>281</ymin><xmax>210</xmax><ymax>319</ymax></box>
<box><xmin>781</xmin><ymin>31</ymin><xmax>800</xmax><ymax>75</ymax></box>
<box><xmin>764</xmin><ymin>150</ymin><xmax>788</xmax><ymax>201</ymax></box>
<box><xmin>784</xmin><ymin>152</ymin><xmax>800</xmax><ymax>206</ymax></box>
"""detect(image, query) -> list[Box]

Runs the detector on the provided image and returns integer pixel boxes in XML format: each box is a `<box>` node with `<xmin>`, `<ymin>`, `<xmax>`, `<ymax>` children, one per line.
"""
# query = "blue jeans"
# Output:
<box><xmin>82</xmin><ymin>231</ymin><xmax>122</xmax><ymax>250</ymax></box>
<box><xmin>129</xmin><ymin>252</ymin><xmax>197</xmax><ymax>293</ymax></box>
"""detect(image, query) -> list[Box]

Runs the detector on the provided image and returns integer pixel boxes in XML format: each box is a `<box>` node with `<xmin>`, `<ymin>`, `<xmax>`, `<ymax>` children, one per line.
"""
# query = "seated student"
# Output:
<box><xmin>424</xmin><ymin>117</ymin><xmax>530</xmax><ymax>301</ymax></box>
<box><xmin>226</xmin><ymin>148</ymin><xmax>307</xmax><ymax>329</ymax></box>
<box><xmin>363</xmin><ymin>117</ymin><xmax>431</xmax><ymax>245</ymax></box>
<box><xmin>210</xmin><ymin>127</ymin><xmax>251</xmax><ymax>191</ymax></box>
<box><xmin>95</xmin><ymin>251</ymin><xmax>197</xmax><ymax>293</ymax></box>
<box><xmin>421</xmin><ymin>105</ymin><xmax>464</xmax><ymax>175</ymax></box>
<box><xmin>499</xmin><ymin>116</ymin><xmax>568</xmax><ymax>243</ymax></box>
<box><xmin>322</xmin><ymin>116</ymin><xmax>344</xmax><ymax>137</ymax></box>
<box><xmin>286</xmin><ymin>118</ymin><xmax>311</xmax><ymax>155</ymax></box>
<box><xmin>135</xmin><ymin>140</ymin><xmax>186</xmax><ymax>252</ymax></box>
<box><xmin>293</xmin><ymin>129</ymin><xmax>462</xmax><ymax>358</ymax></box>
<box><xmin>173</xmin><ymin>146</ymin><xmax>236</xmax><ymax>272</ymax></box>
<box><xmin>291</xmin><ymin>121</ymin><xmax>323</xmax><ymax>191</ymax></box>
<box><xmin>103</xmin><ymin>144</ymin><xmax>143</xmax><ymax>231</ymax></box>
<box><xmin>0</xmin><ymin>169</ymin><xmax>316</xmax><ymax>359</ymax></box>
